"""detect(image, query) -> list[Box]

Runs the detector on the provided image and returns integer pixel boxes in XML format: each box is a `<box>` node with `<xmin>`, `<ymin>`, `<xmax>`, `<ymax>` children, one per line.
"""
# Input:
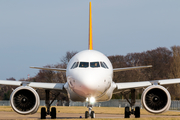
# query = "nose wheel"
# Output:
<box><xmin>90</xmin><ymin>111</ymin><xmax>95</xmax><ymax>118</ymax></box>
<box><xmin>85</xmin><ymin>111</ymin><xmax>89</xmax><ymax>118</ymax></box>
<box><xmin>85</xmin><ymin>104</ymin><xmax>95</xmax><ymax>118</ymax></box>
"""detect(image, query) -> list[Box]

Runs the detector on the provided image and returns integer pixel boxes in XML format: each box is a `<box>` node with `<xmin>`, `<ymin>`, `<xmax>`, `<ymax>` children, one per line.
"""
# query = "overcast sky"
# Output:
<box><xmin>0</xmin><ymin>1</ymin><xmax>180</xmax><ymax>80</ymax></box>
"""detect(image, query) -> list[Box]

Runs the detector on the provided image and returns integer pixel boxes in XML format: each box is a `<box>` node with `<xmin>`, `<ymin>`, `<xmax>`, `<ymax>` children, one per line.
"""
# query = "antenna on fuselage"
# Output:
<box><xmin>89</xmin><ymin>2</ymin><xmax>93</xmax><ymax>50</ymax></box>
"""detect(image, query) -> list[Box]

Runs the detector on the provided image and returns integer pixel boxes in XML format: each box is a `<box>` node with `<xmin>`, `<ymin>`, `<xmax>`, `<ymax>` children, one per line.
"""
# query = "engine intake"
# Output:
<box><xmin>141</xmin><ymin>85</ymin><xmax>171</xmax><ymax>114</ymax></box>
<box><xmin>10</xmin><ymin>86</ymin><xmax>40</xmax><ymax>115</ymax></box>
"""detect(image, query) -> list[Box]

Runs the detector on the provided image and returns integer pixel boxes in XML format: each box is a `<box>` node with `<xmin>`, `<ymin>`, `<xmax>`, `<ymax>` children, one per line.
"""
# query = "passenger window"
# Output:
<box><xmin>100</xmin><ymin>62</ymin><xmax>106</xmax><ymax>68</ymax></box>
<box><xmin>90</xmin><ymin>62</ymin><xmax>100</xmax><ymax>68</ymax></box>
<box><xmin>79</xmin><ymin>62</ymin><xmax>89</xmax><ymax>68</ymax></box>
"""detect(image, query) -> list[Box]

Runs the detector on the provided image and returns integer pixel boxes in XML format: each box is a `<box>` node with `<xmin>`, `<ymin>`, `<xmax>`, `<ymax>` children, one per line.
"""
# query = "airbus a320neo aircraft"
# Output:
<box><xmin>1</xmin><ymin>2</ymin><xmax>180</xmax><ymax>119</ymax></box>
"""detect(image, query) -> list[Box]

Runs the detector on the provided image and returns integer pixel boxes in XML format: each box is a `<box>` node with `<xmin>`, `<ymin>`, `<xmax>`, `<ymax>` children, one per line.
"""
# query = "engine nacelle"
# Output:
<box><xmin>10</xmin><ymin>86</ymin><xmax>40</xmax><ymax>115</ymax></box>
<box><xmin>141</xmin><ymin>85</ymin><xmax>171</xmax><ymax>114</ymax></box>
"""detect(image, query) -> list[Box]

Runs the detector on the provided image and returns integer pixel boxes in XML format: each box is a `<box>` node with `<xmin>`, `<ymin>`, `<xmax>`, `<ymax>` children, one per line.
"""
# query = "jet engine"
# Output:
<box><xmin>141</xmin><ymin>85</ymin><xmax>171</xmax><ymax>114</ymax></box>
<box><xmin>10</xmin><ymin>86</ymin><xmax>40</xmax><ymax>115</ymax></box>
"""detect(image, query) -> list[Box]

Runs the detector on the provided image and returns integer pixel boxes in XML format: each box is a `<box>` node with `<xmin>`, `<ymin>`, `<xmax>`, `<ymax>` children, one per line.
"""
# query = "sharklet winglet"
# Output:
<box><xmin>89</xmin><ymin>2</ymin><xmax>93</xmax><ymax>50</ymax></box>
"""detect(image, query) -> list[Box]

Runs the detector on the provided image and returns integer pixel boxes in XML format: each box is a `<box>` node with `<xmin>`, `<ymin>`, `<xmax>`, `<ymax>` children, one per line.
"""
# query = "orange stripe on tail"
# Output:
<box><xmin>89</xmin><ymin>2</ymin><xmax>93</xmax><ymax>50</ymax></box>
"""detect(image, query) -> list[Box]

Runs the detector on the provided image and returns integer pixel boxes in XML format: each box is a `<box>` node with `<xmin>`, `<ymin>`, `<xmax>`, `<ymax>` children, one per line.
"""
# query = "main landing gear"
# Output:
<box><xmin>122</xmin><ymin>89</ymin><xmax>140</xmax><ymax>118</ymax></box>
<box><xmin>124</xmin><ymin>106</ymin><xmax>140</xmax><ymax>118</ymax></box>
<box><xmin>85</xmin><ymin>104</ymin><xmax>95</xmax><ymax>118</ymax></box>
<box><xmin>41</xmin><ymin>90</ymin><xmax>59</xmax><ymax>119</ymax></box>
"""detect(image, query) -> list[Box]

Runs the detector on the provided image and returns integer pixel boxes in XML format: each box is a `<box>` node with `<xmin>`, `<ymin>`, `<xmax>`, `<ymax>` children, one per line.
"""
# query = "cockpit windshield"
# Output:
<box><xmin>71</xmin><ymin>61</ymin><xmax>108</xmax><ymax>69</ymax></box>
<box><xmin>100</xmin><ymin>62</ymin><xmax>106</xmax><ymax>68</ymax></box>
<box><xmin>74</xmin><ymin>62</ymin><xmax>79</xmax><ymax>68</ymax></box>
<box><xmin>79</xmin><ymin>62</ymin><xmax>89</xmax><ymax>68</ymax></box>
<box><xmin>71</xmin><ymin>62</ymin><xmax>79</xmax><ymax>69</ymax></box>
<box><xmin>90</xmin><ymin>62</ymin><xmax>100</xmax><ymax>68</ymax></box>
<box><xmin>71</xmin><ymin>62</ymin><xmax>76</xmax><ymax>69</ymax></box>
<box><xmin>100</xmin><ymin>62</ymin><xmax>109</xmax><ymax>69</ymax></box>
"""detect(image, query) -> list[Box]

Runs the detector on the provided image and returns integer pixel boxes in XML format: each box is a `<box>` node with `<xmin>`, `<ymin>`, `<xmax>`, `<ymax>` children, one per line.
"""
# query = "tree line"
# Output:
<box><xmin>1</xmin><ymin>46</ymin><xmax>180</xmax><ymax>100</ymax></box>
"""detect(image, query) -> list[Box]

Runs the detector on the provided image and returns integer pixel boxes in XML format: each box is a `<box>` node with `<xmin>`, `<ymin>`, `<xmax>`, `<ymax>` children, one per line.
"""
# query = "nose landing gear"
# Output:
<box><xmin>85</xmin><ymin>104</ymin><xmax>95</xmax><ymax>118</ymax></box>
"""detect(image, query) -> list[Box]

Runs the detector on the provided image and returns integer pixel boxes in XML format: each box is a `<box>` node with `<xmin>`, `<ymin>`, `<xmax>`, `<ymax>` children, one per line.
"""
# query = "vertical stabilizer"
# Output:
<box><xmin>89</xmin><ymin>2</ymin><xmax>93</xmax><ymax>50</ymax></box>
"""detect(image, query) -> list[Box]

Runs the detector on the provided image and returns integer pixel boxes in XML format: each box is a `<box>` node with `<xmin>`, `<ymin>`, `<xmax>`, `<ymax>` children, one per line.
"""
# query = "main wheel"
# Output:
<box><xmin>134</xmin><ymin>107</ymin><xmax>140</xmax><ymax>118</ymax></box>
<box><xmin>51</xmin><ymin>107</ymin><xmax>56</xmax><ymax>119</ymax></box>
<box><xmin>124</xmin><ymin>107</ymin><xmax>130</xmax><ymax>118</ymax></box>
<box><xmin>41</xmin><ymin>107</ymin><xmax>46</xmax><ymax>119</ymax></box>
<box><xmin>91</xmin><ymin>111</ymin><xmax>95</xmax><ymax>118</ymax></box>
<box><xmin>85</xmin><ymin>111</ymin><xmax>89</xmax><ymax>118</ymax></box>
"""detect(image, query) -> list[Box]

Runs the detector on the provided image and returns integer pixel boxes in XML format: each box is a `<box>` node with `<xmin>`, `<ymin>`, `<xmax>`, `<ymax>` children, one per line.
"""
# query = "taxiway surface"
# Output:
<box><xmin>0</xmin><ymin>112</ymin><xmax>180</xmax><ymax>119</ymax></box>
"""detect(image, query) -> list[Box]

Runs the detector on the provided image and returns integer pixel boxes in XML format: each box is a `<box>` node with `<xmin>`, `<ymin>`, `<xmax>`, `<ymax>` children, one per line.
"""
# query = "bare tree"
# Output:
<box><xmin>169</xmin><ymin>46</ymin><xmax>180</xmax><ymax>78</ymax></box>
<box><xmin>60</xmin><ymin>51</ymin><xmax>78</xmax><ymax>68</ymax></box>
<box><xmin>168</xmin><ymin>46</ymin><xmax>180</xmax><ymax>99</ymax></box>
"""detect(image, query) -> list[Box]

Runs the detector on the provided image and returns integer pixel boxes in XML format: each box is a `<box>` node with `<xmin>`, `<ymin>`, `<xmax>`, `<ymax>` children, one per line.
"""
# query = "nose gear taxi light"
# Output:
<box><xmin>90</xmin><ymin>97</ymin><xmax>95</xmax><ymax>104</ymax></box>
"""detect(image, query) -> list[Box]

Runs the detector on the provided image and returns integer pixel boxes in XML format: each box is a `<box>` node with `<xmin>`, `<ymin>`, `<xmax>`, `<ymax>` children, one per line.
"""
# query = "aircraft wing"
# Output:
<box><xmin>30</xmin><ymin>66</ymin><xmax>66</xmax><ymax>72</ymax></box>
<box><xmin>114</xmin><ymin>78</ymin><xmax>180</xmax><ymax>93</ymax></box>
<box><xmin>0</xmin><ymin>80</ymin><xmax>65</xmax><ymax>90</ymax></box>
<box><xmin>113</xmin><ymin>65</ymin><xmax>152</xmax><ymax>72</ymax></box>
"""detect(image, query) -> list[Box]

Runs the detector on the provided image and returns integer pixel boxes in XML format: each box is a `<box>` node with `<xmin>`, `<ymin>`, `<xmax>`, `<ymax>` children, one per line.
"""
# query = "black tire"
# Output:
<box><xmin>124</xmin><ymin>107</ymin><xmax>130</xmax><ymax>118</ymax></box>
<box><xmin>134</xmin><ymin>107</ymin><xmax>140</xmax><ymax>118</ymax></box>
<box><xmin>41</xmin><ymin>107</ymin><xmax>46</xmax><ymax>119</ymax></box>
<box><xmin>85</xmin><ymin>111</ymin><xmax>89</xmax><ymax>118</ymax></box>
<box><xmin>51</xmin><ymin>107</ymin><xmax>56</xmax><ymax>119</ymax></box>
<box><xmin>91</xmin><ymin>111</ymin><xmax>95</xmax><ymax>118</ymax></box>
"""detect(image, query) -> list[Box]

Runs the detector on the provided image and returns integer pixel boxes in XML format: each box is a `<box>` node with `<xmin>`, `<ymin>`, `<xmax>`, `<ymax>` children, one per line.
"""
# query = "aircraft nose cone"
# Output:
<box><xmin>73</xmin><ymin>72</ymin><xmax>104</xmax><ymax>97</ymax></box>
<box><xmin>81</xmin><ymin>77</ymin><xmax>97</xmax><ymax>90</ymax></box>
<box><xmin>80</xmin><ymin>76</ymin><xmax>98</xmax><ymax>90</ymax></box>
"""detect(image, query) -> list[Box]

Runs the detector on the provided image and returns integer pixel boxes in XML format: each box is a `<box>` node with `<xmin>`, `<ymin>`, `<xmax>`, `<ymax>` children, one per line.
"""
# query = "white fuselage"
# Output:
<box><xmin>65</xmin><ymin>50</ymin><xmax>116</xmax><ymax>102</ymax></box>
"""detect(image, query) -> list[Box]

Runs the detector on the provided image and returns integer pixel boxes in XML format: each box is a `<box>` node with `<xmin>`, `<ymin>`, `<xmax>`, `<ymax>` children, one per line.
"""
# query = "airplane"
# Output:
<box><xmin>1</xmin><ymin>1</ymin><xmax>180</xmax><ymax>119</ymax></box>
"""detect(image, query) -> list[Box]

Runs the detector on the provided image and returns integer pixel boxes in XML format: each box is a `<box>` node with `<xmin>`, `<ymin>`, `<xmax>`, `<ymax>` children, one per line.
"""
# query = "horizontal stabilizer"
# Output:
<box><xmin>113</xmin><ymin>65</ymin><xmax>152</xmax><ymax>72</ymax></box>
<box><xmin>30</xmin><ymin>66</ymin><xmax>66</xmax><ymax>72</ymax></box>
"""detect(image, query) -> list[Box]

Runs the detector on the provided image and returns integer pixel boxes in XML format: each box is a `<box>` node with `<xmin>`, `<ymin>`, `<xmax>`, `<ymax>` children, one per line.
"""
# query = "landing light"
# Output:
<box><xmin>86</xmin><ymin>97</ymin><xmax>96</xmax><ymax>104</ymax></box>
<box><xmin>90</xmin><ymin>97</ymin><xmax>95</xmax><ymax>103</ymax></box>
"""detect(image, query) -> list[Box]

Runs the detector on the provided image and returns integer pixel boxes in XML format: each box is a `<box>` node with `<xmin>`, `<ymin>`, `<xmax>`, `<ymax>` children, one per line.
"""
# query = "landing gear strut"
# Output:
<box><xmin>122</xmin><ymin>89</ymin><xmax>140</xmax><ymax>118</ymax></box>
<box><xmin>41</xmin><ymin>90</ymin><xmax>59</xmax><ymax>119</ymax></box>
<box><xmin>85</xmin><ymin>104</ymin><xmax>95</xmax><ymax>118</ymax></box>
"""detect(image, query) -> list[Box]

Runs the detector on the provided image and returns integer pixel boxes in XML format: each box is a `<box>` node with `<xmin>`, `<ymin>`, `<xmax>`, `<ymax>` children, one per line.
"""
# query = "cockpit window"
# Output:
<box><xmin>79</xmin><ymin>62</ymin><xmax>89</xmax><ymax>68</ymax></box>
<box><xmin>103</xmin><ymin>62</ymin><xmax>109</xmax><ymax>69</ymax></box>
<box><xmin>100</xmin><ymin>62</ymin><xmax>109</xmax><ymax>69</ymax></box>
<box><xmin>71</xmin><ymin>61</ymin><xmax>108</xmax><ymax>69</ymax></box>
<box><xmin>74</xmin><ymin>62</ymin><xmax>79</xmax><ymax>68</ymax></box>
<box><xmin>71</xmin><ymin>62</ymin><xmax>79</xmax><ymax>69</ymax></box>
<box><xmin>100</xmin><ymin>62</ymin><xmax>106</xmax><ymax>68</ymax></box>
<box><xmin>90</xmin><ymin>62</ymin><xmax>100</xmax><ymax>68</ymax></box>
<box><xmin>71</xmin><ymin>62</ymin><xmax>76</xmax><ymax>69</ymax></box>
